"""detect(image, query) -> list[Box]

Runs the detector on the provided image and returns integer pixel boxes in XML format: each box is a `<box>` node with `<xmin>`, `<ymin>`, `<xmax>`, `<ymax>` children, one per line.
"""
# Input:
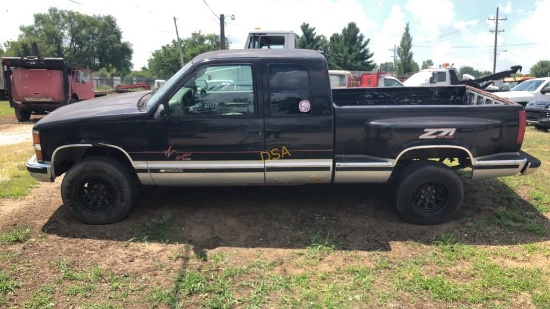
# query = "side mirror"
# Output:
<box><xmin>154</xmin><ymin>104</ymin><xmax>166</xmax><ymax>121</ymax></box>
<box><xmin>429</xmin><ymin>76</ymin><xmax>434</xmax><ymax>84</ymax></box>
<box><xmin>541</xmin><ymin>87</ymin><xmax>550</xmax><ymax>94</ymax></box>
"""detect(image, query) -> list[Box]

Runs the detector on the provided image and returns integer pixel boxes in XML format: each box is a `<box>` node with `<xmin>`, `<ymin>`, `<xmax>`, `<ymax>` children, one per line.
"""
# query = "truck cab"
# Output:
<box><xmin>244</xmin><ymin>30</ymin><xmax>298</xmax><ymax>49</ymax></box>
<box><xmin>403</xmin><ymin>64</ymin><xmax>461</xmax><ymax>87</ymax></box>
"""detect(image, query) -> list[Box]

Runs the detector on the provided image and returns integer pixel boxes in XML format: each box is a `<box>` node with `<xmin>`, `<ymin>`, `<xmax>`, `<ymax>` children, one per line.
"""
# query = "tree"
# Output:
<box><xmin>327</xmin><ymin>22</ymin><xmax>375</xmax><ymax>71</ymax></box>
<box><xmin>421</xmin><ymin>59</ymin><xmax>433</xmax><ymax>69</ymax></box>
<box><xmin>458</xmin><ymin>66</ymin><xmax>491</xmax><ymax>78</ymax></box>
<box><xmin>396</xmin><ymin>23</ymin><xmax>414</xmax><ymax>75</ymax></box>
<box><xmin>298</xmin><ymin>23</ymin><xmax>328</xmax><ymax>54</ymax></box>
<box><xmin>379</xmin><ymin>62</ymin><xmax>396</xmax><ymax>73</ymax></box>
<box><xmin>3</xmin><ymin>7</ymin><xmax>133</xmax><ymax>75</ymax></box>
<box><xmin>127</xmin><ymin>67</ymin><xmax>153</xmax><ymax>79</ymax></box>
<box><xmin>530</xmin><ymin>60</ymin><xmax>550</xmax><ymax>77</ymax></box>
<box><xmin>148</xmin><ymin>32</ymin><xmax>224</xmax><ymax>79</ymax></box>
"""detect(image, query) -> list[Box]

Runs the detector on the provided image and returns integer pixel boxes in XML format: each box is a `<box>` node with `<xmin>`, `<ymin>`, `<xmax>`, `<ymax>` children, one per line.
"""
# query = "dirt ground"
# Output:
<box><xmin>1</xmin><ymin>115</ymin><xmax>549</xmax><ymax>308</ymax></box>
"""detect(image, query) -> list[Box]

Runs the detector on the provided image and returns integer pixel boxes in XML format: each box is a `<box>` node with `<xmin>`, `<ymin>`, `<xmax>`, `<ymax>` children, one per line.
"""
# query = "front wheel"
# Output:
<box><xmin>61</xmin><ymin>158</ymin><xmax>137</xmax><ymax>224</ymax></box>
<box><xmin>392</xmin><ymin>161</ymin><xmax>463</xmax><ymax>225</ymax></box>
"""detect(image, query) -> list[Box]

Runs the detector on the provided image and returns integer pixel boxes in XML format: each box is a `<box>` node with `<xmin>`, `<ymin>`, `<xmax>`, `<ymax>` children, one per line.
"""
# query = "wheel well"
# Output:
<box><xmin>391</xmin><ymin>147</ymin><xmax>472</xmax><ymax>179</ymax></box>
<box><xmin>53</xmin><ymin>146</ymin><xmax>134</xmax><ymax>177</ymax></box>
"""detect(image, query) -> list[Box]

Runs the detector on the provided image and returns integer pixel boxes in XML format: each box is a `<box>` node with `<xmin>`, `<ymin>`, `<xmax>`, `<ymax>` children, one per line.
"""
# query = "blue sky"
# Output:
<box><xmin>1</xmin><ymin>0</ymin><xmax>548</xmax><ymax>74</ymax></box>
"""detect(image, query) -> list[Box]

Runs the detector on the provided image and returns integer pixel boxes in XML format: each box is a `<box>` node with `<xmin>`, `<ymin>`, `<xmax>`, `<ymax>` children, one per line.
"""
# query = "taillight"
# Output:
<box><xmin>32</xmin><ymin>130</ymin><xmax>43</xmax><ymax>162</ymax></box>
<box><xmin>517</xmin><ymin>110</ymin><xmax>526</xmax><ymax>144</ymax></box>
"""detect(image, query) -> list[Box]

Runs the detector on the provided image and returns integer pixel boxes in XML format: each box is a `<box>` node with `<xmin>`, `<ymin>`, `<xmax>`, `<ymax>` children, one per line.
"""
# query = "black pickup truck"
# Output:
<box><xmin>26</xmin><ymin>49</ymin><xmax>540</xmax><ymax>225</ymax></box>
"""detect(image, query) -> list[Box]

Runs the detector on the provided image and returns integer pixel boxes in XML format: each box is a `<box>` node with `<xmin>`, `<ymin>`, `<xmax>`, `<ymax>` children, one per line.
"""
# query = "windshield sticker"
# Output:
<box><xmin>299</xmin><ymin>100</ymin><xmax>311</xmax><ymax>113</ymax></box>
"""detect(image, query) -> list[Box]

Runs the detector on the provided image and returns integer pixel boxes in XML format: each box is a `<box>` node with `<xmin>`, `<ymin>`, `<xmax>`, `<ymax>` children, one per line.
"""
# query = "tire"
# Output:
<box><xmin>392</xmin><ymin>161</ymin><xmax>463</xmax><ymax>225</ymax></box>
<box><xmin>14</xmin><ymin>107</ymin><xmax>31</xmax><ymax>122</ymax></box>
<box><xmin>61</xmin><ymin>157</ymin><xmax>137</xmax><ymax>224</ymax></box>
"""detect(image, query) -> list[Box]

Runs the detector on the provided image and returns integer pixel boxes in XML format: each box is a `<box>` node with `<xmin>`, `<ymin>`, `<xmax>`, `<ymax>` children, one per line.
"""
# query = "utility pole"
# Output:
<box><xmin>489</xmin><ymin>7</ymin><xmax>506</xmax><ymax>73</ymax></box>
<box><xmin>220</xmin><ymin>14</ymin><xmax>225</xmax><ymax>50</ymax></box>
<box><xmin>173</xmin><ymin>17</ymin><xmax>184</xmax><ymax>67</ymax></box>
<box><xmin>389</xmin><ymin>44</ymin><xmax>397</xmax><ymax>73</ymax></box>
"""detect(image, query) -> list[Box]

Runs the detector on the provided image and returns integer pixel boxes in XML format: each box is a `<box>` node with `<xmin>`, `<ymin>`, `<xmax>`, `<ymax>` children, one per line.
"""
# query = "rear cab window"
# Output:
<box><xmin>268</xmin><ymin>64</ymin><xmax>312</xmax><ymax>116</ymax></box>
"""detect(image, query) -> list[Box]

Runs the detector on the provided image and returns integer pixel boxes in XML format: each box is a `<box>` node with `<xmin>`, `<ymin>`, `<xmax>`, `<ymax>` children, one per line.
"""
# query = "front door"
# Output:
<box><xmin>148</xmin><ymin>63</ymin><xmax>265</xmax><ymax>185</ymax></box>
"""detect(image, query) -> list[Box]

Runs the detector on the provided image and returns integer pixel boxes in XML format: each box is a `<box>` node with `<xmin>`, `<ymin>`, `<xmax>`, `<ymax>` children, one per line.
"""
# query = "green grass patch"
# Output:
<box><xmin>0</xmin><ymin>225</ymin><xmax>31</xmax><ymax>244</ymax></box>
<box><xmin>0</xmin><ymin>101</ymin><xmax>11</xmax><ymax>118</ymax></box>
<box><xmin>23</xmin><ymin>285</ymin><xmax>55</xmax><ymax>309</ymax></box>
<box><xmin>0</xmin><ymin>142</ymin><xmax>38</xmax><ymax>199</ymax></box>
<box><xmin>129</xmin><ymin>213</ymin><xmax>174</xmax><ymax>243</ymax></box>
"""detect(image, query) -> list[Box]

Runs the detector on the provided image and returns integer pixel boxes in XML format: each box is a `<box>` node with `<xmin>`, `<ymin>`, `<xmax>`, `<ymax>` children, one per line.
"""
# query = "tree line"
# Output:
<box><xmin>1</xmin><ymin>8</ymin><xmax>549</xmax><ymax>80</ymax></box>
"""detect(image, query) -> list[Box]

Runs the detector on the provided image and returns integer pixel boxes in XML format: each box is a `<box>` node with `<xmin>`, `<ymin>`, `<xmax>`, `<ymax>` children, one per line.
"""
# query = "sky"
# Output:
<box><xmin>0</xmin><ymin>0</ymin><xmax>548</xmax><ymax>75</ymax></box>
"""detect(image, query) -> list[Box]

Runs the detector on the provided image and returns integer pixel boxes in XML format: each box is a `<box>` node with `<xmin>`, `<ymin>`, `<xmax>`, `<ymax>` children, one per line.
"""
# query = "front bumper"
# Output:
<box><xmin>26</xmin><ymin>155</ymin><xmax>55</xmax><ymax>182</ymax></box>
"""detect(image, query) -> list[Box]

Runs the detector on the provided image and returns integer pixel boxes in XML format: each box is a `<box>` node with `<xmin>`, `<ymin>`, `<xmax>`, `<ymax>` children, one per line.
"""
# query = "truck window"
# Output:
<box><xmin>329</xmin><ymin>74</ymin><xmax>347</xmax><ymax>88</ymax></box>
<box><xmin>167</xmin><ymin>65</ymin><xmax>255</xmax><ymax>116</ymax></box>
<box><xmin>80</xmin><ymin>71</ymin><xmax>91</xmax><ymax>83</ymax></box>
<box><xmin>268</xmin><ymin>64</ymin><xmax>311</xmax><ymax>116</ymax></box>
<box><xmin>436</xmin><ymin>72</ymin><xmax>447</xmax><ymax>83</ymax></box>
<box><xmin>248</xmin><ymin>35</ymin><xmax>285</xmax><ymax>49</ymax></box>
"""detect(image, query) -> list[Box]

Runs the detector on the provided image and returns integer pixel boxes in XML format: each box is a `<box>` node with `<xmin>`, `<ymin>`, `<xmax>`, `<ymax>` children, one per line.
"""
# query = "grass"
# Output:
<box><xmin>0</xmin><ymin>124</ymin><xmax>550</xmax><ymax>307</ymax></box>
<box><xmin>0</xmin><ymin>142</ymin><xmax>38</xmax><ymax>199</ymax></box>
<box><xmin>0</xmin><ymin>101</ymin><xmax>11</xmax><ymax>118</ymax></box>
<box><xmin>0</xmin><ymin>225</ymin><xmax>31</xmax><ymax>244</ymax></box>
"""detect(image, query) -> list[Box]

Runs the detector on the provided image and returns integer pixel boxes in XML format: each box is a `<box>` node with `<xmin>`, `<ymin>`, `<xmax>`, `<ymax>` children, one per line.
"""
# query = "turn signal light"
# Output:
<box><xmin>32</xmin><ymin>131</ymin><xmax>43</xmax><ymax>162</ymax></box>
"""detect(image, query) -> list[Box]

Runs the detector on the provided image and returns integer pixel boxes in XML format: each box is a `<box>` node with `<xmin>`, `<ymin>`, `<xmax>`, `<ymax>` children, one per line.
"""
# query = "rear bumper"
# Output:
<box><xmin>26</xmin><ymin>155</ymin><xmax>55</xmax><ymax>182</ymax></box>
<box><xmin>520</xmin><ymin>150</ymin><xmax>541</xmax><ymax>176</ymax></box>
<box><xmin>472</xmin><ymin>150</ymin><xmax>541</xmax><ymax>179</ymax></box>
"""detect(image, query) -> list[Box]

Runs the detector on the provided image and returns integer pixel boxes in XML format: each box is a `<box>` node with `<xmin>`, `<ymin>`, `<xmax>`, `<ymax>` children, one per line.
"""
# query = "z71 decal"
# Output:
<box><xmin>419</xmin><ymin>128</ymin><xmax>457</xmax><ymax>139</ymax></box>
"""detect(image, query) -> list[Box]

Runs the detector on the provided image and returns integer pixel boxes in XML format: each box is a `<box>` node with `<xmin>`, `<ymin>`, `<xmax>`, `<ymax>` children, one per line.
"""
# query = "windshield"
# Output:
<box><xmin>403</xmin><ymin>71</ymin><xmax>431</xmax><ymax>86</ymax></box>
<box><xmin>146</xmin><ymin>61</ymin><xmax>194</xmax><ymax>112</ymax></box>
<box><xmin>511</xmin><ymin>79</ymin><xmax>545</xmax><ymax>92</ymax></box>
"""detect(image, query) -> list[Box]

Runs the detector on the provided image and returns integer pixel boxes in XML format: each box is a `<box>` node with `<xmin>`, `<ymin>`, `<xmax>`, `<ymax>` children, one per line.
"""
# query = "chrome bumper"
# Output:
<box><xmin>26</xmin><ymin>155</ymin><xmax>55</xmax><ymax>182</ymax></box>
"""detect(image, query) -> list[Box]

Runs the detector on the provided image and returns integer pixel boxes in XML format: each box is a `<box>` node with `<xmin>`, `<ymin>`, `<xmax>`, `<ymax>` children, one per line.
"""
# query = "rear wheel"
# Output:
<box><xmin>392</xmin><ymin>161</ymin><xmax>463</xmax><ymax>225</ymax></box>
<box><xmin>14</xmin><ymin>107</ymin><xmax>31</xmax><ymax>122</ymax></box>
<box><xmin>61</xmin><ymin>157</ymin><xmax>137</xmax><ymax>224</ymax></box>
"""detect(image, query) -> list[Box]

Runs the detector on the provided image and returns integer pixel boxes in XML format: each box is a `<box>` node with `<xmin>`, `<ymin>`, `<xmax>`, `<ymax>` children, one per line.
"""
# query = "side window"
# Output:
<box><xmin>437</xmin><ymin>72</ymin><xmax>447</xmax><ymax>83</ymax></box>
<box><xmin>167</xmin><ymin>65</ymin><xmax>254</xmax><ymax>116</ymax></box>
<box><xmin>80</xmin><ymin>71</ymin><xmax>91</xmax><ymax>83</ymax></box>
<box><xmin>269</xmin><ymin>64</ymin><xmax>311</xmax><ymax>116</ymax></box>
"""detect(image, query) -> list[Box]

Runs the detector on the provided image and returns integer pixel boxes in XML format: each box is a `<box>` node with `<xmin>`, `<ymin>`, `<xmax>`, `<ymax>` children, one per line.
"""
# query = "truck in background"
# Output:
<box><xmin>329</xmin><ymin>70</ymin><xmax>404</xmax><ymax>88</ymax></box>
<box><xmin>244</xmin><ymin>30</ymin><xmax>298</xmax><ymax>49</ymax></box>
<box><xmin>1</xmin><ymin>57</ymin><xmax>96</xmax><ymax>122</ymax></box>
<box><xmin>494</xmin><ymin>77</ymin><xmax>550</xmax><ymax>107</ymax></box>
<box><xmin>403</xmin><ymin>63</ymin><xmax>522</xmax><ymax>90</ymax></box>
<box><xmin>329</xmin><ymin>70</ymin><xmax>354</xmax><ymax>88</ymax></box>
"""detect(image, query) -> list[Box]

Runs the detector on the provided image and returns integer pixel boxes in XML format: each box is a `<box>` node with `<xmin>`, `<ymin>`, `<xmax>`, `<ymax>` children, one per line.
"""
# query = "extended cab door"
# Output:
<box><xmin>262</xmin><ymin>60</ymin><xmax>334</xmax><ymax>184</ymax></box>
<box><xmin>148</xmin><ymin>62</ymin><xmax>265</xmax><ymax>185</ymax></box>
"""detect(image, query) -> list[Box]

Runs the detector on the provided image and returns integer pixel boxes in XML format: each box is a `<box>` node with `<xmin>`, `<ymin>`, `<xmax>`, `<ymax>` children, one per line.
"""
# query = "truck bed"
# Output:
<box><xmin>332</xmin><ymin>85</ymin><xmax>509</xmax><ymax>106</ymax></box>
<box><xmin>332</xmin><ymin>85</ymin><xmax>525</xmax><ymax>182</ymax></box>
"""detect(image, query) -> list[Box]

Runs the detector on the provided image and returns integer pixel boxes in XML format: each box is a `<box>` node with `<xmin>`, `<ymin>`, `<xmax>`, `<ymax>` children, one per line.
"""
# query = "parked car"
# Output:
<box><xmin>493</xmin><ymin>77</ymin><xmax>550</xmax><ymax>106</ymax></box>
<box><xmin>525</xmin><ymin>99</ymin><xmax>550</xmax><ymax>130</ymax></box>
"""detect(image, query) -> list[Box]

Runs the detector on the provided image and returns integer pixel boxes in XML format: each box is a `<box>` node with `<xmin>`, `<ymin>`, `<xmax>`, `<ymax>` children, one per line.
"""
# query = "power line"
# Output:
<box><xmin>413</xmin><ymin>41</ymin><xmax>547</xmax><ymax>49</ymax></box>
<box><xmin>202</xmin><ymin>0</ymin><xmax>219</xmax><ymax>20</ymax></box>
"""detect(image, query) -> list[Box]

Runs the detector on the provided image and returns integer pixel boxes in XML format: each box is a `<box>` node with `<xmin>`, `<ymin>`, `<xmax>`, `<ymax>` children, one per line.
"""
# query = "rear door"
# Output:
<box><xmin>262</xmin><ymin>60</ymin><xmax>334</xmax><ymax>184</ymax></box>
